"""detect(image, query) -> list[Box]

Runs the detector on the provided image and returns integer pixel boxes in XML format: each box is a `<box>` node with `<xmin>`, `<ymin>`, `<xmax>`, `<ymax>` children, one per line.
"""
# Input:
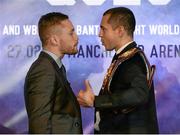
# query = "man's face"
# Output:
<box><xmin>57</xmin><ymin>19</ymin><xmax>78</xmax><ymax>55</ymax></box>
<box><xmin>99</xmin><ymin>14</ymin><xmax>119</xmax><ymax>51</ymax></box>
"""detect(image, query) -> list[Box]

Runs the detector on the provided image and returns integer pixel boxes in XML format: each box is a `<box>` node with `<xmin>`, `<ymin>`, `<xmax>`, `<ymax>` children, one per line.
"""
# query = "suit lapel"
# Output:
<box><xmin>99</xmin><ymin>42</ymin><xmax>137</xmax><ymax>95</ymax></box>
<box><xmin>39</xmin><ymin>52</ymin><xmax>68</xmax><ymax>84</ymax></box>
<box><xmin>39</xmin><ymin>52</ymin><xmax>81</xmax><ymax>113</ymax></box>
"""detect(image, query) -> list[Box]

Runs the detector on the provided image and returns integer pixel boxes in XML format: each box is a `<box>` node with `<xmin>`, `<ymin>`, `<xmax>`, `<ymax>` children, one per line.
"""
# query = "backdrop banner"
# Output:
<box><xmin>0</xmin><ymin>0</ymin><xmax>180</xmax><ymax>133</ymax></box>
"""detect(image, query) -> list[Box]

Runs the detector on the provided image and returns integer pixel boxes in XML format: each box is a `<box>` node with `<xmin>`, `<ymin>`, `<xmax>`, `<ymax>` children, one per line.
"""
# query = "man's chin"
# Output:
<box><xmin>67</xmin><ymin>50</ymin><xmax>78</xmax><ymax>55</ymax></box>
<box><xmin>105</xmin><ymin>48</ymin><xmax>113</xmax><ymax>51</ymax></box>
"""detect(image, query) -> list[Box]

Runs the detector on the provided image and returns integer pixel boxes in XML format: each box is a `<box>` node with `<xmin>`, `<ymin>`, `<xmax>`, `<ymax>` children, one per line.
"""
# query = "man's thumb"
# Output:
<box><xmin>85</xmin><ymin>80</ymin><xmax>92</xmax><ymax>90</ymax></box>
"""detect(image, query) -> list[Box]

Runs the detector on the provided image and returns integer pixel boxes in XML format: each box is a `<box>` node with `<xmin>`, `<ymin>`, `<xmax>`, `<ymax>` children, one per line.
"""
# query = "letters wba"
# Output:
<box><xmin>46</xmin><ymin>0</ymin><xmax>171</xmax><ymax>6</ymax></box>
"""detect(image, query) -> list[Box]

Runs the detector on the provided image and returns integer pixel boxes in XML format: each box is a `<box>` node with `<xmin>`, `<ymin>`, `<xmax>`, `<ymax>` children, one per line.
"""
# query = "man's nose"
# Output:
<box><xmin>74</xmin><ymin>33</ymin><xmax>78</xmax><ymax>41</ymax></box>
<box><xmin>98</xmin><ymin>29</ymin><xmax>102</xmax><ymax>37</ymax></box>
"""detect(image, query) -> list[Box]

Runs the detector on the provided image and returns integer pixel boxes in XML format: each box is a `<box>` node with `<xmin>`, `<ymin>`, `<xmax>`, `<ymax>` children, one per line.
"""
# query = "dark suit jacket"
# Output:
<box><xmin>24</xmin><ymin>51</ymin><xmax>83</xmax><ymax>134</ymax></box>
<box><xmin>95</xmin><ymin>42</ymin><xmax>159</xmax><ymax>134</ymax></box>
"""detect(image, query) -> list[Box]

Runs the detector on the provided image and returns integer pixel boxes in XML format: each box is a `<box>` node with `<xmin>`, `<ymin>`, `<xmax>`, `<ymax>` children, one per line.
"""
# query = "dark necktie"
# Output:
<box><xmin>60</xmin><ymin>64</ymin><xmax>67</xmax><ymax>79</ymax></box>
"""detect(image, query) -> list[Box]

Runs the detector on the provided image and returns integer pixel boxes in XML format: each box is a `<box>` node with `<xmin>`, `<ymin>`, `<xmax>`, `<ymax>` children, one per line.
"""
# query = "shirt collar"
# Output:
<box><xmin>116</xmin><ymin>41</ymin><xmax>134</xmax><ymax>55</ymax></box>
<box><xmin>43</xmin><ymin>49</ymin><xmax>62</xmax><ymax>68</ymax></box>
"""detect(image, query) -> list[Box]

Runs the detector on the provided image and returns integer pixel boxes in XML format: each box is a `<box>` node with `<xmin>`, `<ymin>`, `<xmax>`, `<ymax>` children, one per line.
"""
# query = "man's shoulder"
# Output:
<box><xmin>117</xmin><ymin>49</ymin><xmax>147</xmax><ymax>74</ymax></box>
<box><xmin>27</xmin><ymin>56</ymin><xmax>55</xmax><ymax>76</ymax></box>
<box><xmin>118</xmin><ymin>48</ymin><xmax>144</xmax><ymax>65</ymax></box>
<box><xmin>34</xmin><ymin>56</ymin><xmax>53</xmax><ymax>67</ymax></box>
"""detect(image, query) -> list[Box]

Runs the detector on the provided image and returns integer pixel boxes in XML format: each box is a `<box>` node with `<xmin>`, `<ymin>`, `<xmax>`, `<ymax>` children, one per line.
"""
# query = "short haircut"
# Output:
<box><xmin>38</xmin><ymin>12</ymin><xmax>68</xmax><ymax>45</ymax></box>
<box><xmin>103</xmin><ymin>7</ymin><xmax>136</xmax><ymax>36</ymax></box>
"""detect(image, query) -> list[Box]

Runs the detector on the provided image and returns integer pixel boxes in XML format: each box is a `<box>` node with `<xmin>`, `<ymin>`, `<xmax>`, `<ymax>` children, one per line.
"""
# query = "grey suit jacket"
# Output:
<box><xmin>24</xmin><ymin>51</ymin><xmax>82</xmax><ymax>134</ymax></box>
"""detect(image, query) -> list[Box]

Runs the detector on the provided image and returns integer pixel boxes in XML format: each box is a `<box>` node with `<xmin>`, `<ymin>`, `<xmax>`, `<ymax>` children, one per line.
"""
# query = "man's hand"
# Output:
<box><xmin>77</xmin><ymin>80</ymin><xmax>95</xmax><ymax>107</ymax></box>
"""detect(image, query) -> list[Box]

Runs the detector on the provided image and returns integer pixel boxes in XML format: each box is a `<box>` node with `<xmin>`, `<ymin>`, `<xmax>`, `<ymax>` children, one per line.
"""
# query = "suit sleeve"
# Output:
<box><xmin>25</xmin><ymin>62</ymin><xmax>56</xmax><ymax>133</ymax></box>
<box><xmin>94</xmin><ymin>55</ymin><xmax>150</xmax><ymax>109</ymax></box>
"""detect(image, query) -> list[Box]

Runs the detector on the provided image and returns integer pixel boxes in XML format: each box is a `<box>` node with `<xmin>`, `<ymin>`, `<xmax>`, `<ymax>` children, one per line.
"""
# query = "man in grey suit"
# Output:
<box><xmin>24</xmin><ymin>12</ymin><xmax>82</xmax><ymax>134</ymax></box>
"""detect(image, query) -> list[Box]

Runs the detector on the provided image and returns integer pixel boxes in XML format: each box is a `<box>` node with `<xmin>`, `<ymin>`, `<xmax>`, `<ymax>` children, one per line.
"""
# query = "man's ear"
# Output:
<box><xmin>51</xmin><ymin>35</ymin><xmax>59</xmax><ymax>46</ymax></box>
<box><xmin>116</xmin><ymin>26</ymin><xmax>125</xmax><ymax>37</ymax></box>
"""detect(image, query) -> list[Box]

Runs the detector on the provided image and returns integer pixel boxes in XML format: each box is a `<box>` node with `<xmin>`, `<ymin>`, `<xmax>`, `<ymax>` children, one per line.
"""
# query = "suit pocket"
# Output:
<box><xmin>51</xmin><ymin>114</ymin><xmax>73</xmax><ymax>133</ymax></box>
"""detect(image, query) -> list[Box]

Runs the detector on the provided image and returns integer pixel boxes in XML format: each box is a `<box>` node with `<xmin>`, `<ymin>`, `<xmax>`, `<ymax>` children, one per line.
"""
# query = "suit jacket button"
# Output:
<box><xmin>75</xmin><ymin>122</ymin><xmax>80</xmax><ymax>127</ymax></box>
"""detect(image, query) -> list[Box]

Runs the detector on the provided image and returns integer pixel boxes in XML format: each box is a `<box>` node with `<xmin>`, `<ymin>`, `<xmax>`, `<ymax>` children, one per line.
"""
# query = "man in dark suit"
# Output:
<box><xmin>77</xmin><ymin>7</ymin><xmax>159</xmax><ymax>133</ymax></box>
<box><xmin>24</xmin><ymin>12</ymin><xmax>82</xmax><ymax>134</ymax></box>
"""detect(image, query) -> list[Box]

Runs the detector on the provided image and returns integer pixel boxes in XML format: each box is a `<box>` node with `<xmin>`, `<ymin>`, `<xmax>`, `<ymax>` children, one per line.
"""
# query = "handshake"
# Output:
<box><xmin>77</xmin><ymin>80</ymin><xmax>95</xmax><ymax>107</ymax></box>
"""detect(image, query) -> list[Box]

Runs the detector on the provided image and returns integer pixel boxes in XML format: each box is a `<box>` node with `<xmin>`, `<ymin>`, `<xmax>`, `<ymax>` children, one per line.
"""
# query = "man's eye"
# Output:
<box><xmin>102</xmin><ymin>28</ymin><xmax>105</xmax><ymax>31</ymax></box>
